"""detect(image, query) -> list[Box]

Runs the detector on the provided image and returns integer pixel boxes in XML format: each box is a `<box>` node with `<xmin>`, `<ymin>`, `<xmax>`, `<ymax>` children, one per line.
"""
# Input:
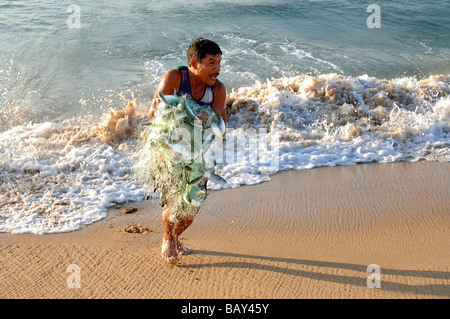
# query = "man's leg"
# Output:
<box><xmin>161</xmin><ymin>205</ymin><xmax>198</xmax><ymax>263</ymax></box>
<box><xmin>173</xmin><ymin>214</ymin><xmax>196</xmax><ymax>255</ymax></box>
<box><xmin>161</xmin><ymin>206</ymin><xmax>178</xmax><ymax>263</ymax></box>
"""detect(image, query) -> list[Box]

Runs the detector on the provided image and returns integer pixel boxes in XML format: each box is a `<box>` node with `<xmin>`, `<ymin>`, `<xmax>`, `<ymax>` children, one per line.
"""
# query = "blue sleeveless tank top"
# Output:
<box><xmin>177</xmin><ymin>66</ymin><xmax>214</xmax><ymax>107</ymax></box>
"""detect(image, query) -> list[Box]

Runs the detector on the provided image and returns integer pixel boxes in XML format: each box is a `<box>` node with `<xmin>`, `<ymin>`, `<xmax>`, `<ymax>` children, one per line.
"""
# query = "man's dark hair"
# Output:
<box><xmin>187</xmin><ymin>38</ymin><xmax>222</xmax><ymax>66</ymax></box>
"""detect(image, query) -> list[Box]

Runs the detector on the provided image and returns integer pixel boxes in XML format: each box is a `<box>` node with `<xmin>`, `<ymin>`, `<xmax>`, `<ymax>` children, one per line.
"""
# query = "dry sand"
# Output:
<box><xmin>0</xmin><ymin>162</ymin><xmax>448</xmax><ymax>299</ymax></box>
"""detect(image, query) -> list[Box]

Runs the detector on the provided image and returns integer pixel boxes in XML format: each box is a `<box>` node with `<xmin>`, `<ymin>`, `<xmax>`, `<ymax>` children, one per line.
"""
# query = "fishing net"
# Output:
<box><xmin>134</xmin><ymin>93</ymin><xmax>226</xmax><ymax>222</ymax></box>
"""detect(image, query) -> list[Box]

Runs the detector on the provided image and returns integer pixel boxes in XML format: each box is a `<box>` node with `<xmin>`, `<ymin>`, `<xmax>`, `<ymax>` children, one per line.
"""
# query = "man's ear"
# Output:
<box><xmin>190</xmin><ymin>58</ymin><xmax>198</xmax><ymax>70</ymax></box>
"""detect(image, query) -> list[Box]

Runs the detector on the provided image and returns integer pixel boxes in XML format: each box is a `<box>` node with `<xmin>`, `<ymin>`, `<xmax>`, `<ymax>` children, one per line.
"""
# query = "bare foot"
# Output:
<box><xmin>176</xmin><ymin>239</ymin><xmax>191</xmax><ymax>255</ymax></box>
<box><xmin>161</xmin><ymin>239</ymin><xmax>178</xmax><ymax>264</ymax></box>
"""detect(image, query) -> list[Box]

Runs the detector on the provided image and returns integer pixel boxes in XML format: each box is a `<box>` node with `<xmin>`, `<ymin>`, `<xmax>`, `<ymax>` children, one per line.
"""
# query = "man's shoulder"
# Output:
<box><xmin>213</xmin><ymin>79</ymin><xmax>226</xmax><ymax>94</ymax></box>
<box><xmin>159</xmin><ymin>68</ymin><xmax>182</xmax><ymax>93</ymax></box>
<box><xmin>165</xmin><ymin>68</ymin><xmax>182</xmax><ymax>81</ymax></box>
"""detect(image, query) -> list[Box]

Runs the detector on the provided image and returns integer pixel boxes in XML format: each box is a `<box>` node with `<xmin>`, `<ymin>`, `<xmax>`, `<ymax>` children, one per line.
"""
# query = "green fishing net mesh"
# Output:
<box><xmin>134</xmin><ymin>94</ymin><xmax>225</xmax><ymax>222</ymax></box>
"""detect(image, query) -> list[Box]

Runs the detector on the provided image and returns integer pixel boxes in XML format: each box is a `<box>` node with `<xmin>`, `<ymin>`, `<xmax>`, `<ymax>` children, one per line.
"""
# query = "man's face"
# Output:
<box><xmin>193</xmin><ymin>53</ymin><xmax>221</xmax><ymax>86</ymax></box>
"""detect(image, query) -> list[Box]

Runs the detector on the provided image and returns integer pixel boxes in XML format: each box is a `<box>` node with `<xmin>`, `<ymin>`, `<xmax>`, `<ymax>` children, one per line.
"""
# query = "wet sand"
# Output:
<box><xmin>0</xmin><ymin>162</ymin><xmax>449</xmax><ymax>299</ymax></box>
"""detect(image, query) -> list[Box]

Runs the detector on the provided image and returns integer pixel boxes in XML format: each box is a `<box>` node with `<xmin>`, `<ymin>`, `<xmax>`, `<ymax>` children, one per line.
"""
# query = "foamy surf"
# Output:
<box><xmin>0</xmin><ymin>101</ymin><xmax>148</xmax><ymax>234</ymax></box>
<box><xmin>0</xmin><ymin>73</ymin><xmax>448</xmax><ymax>234</ymax></box>
<box><xmin>225</xmin><ymin>73</ymin><xmax>449</xmax><ymax>164</ymax></box>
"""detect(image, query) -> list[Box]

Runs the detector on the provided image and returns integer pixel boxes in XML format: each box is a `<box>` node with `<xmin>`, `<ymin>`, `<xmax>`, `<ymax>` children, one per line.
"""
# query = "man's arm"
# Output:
<box><xmin>211</xmin><ymin>80</ymin><xmax>227</xmax><ymax>125</ymax></box>
<box><xmin>148</xmin><ymin>69</ymin><xmax>181</xmax><ymax>118</ymax></box>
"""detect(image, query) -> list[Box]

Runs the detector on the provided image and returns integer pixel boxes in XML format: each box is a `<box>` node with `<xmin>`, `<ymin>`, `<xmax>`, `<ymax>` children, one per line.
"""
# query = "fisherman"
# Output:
<box><xmin>148</xmin><ymin>38</ymin><xmax>227</xmax><ymax>264</ymax></box>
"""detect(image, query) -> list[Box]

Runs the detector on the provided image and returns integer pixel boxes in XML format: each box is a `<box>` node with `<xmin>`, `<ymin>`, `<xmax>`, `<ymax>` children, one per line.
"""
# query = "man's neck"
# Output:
<box><xmin>187</xmin><ymin>68</ymin><xmax>208</xmax><ymax>100</ymax></box>
<box><xmin>187</xmin><ymin>67</ymin><xmax>206</xmax><ymax>87</ymax></box>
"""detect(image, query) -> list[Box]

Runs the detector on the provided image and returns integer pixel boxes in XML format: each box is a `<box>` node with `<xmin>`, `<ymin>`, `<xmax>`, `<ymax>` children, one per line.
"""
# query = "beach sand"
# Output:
<box><xmin>0</xmin><ymin>162</ymin><xmax>448</xmax><ymax>299</ymax></box>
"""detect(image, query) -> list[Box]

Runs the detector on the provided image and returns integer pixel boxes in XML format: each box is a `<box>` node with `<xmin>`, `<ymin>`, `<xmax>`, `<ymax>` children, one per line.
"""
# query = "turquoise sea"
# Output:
<box><xmin>1</xmin><ymin>0</ymin><xmax>449</xmax><ymax>118</ymax></box>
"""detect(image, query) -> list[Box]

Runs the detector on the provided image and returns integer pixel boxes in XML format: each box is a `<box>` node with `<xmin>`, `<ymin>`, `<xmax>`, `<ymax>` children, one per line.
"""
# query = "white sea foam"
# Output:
<box><xmin>0</xmin><ymin>73</ymin><xmax>448</xmax><ymax>234</ymax></box>
<box><xmin>0</xmin><ymin>101</ymin><xmax>148</xmax><ymax>234</ymax></box>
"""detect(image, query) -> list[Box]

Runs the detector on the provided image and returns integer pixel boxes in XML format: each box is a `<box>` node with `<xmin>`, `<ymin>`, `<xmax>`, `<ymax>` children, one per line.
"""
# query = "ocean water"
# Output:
<box><xmin>0</xmin><ymin>0</ymin><xmax>449</xmax><ymax>233</ymax></box>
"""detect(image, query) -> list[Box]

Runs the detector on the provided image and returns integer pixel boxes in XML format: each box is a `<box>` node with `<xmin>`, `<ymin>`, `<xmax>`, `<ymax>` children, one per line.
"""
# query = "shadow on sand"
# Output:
<box><xmin>181</xmin><ymin>250</ymin><xmax>449</xmax><ymax>298</ymax></box>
